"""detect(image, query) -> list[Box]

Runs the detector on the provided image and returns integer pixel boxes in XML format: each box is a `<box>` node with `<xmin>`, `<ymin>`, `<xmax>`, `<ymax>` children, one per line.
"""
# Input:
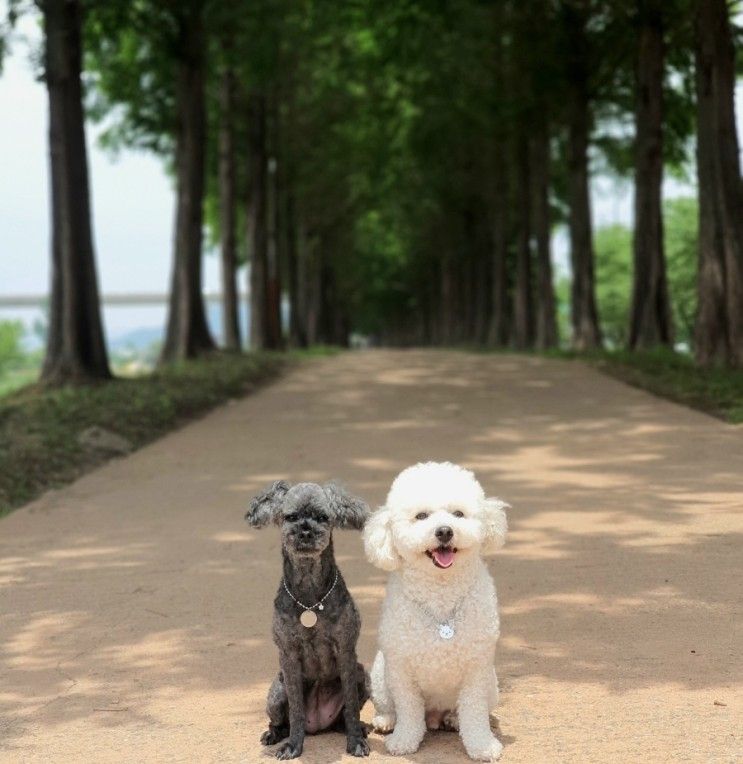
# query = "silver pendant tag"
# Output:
<box><xmin>300</xmin><ymin>610</ymin><xmax>318</xmax><ymax>628</ymax></box>
<box><xmin>438</xmin><ymin>624</ymin><xmax>455</xmax><ymax>640</ymax></box>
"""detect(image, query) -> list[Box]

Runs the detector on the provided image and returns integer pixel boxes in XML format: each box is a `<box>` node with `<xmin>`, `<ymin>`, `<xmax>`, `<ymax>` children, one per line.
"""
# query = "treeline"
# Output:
<box><xmin>2</xmin><ymin>0</ymin><xmax>743</xmax><ymax>387</ymax></box>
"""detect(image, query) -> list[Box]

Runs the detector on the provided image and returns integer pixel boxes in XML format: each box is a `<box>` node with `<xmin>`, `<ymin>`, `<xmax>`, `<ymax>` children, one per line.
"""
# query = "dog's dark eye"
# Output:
<box><xmin>415</xmin><ymin>512</ymin><xmax>428</xmax><ymax>521</ymax></box>
<box><xmin>316</xmin><ymin>513</ymin><xmax>328</xmax><ymax>523</ymax></box>
<box><xmin>285</xmin><ymin>513</ymin><xmax>298</xmax><ymax>523</ymax></box>
<box><xmin>452</xmin><ymin>510</ymin><xmax>465</xmax><ymax>518</ymax></box>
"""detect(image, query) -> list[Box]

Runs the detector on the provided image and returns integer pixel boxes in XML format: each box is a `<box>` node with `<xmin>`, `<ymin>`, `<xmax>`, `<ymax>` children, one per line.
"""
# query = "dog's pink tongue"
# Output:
<box><xmin>432</xmin><ymin>547</ymin><xmax>455</xmax><ymax>568</ymax></box>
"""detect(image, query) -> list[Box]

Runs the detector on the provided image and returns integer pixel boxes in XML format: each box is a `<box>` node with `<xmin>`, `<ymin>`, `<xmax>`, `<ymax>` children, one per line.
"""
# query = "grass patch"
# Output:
<box><xmin>0</xmin><ymin>351</ymin><xmax>297</xmax><ymax>516</ymax></box>
<box><xmin>552</xmin><ymin>347</ymin><xmax>743</xmax><ymax>424</ymax></box>
<box><xmin>0</xmin><ymin>365</ymin><xmax>39</xmax><ymax>397</ymax></box>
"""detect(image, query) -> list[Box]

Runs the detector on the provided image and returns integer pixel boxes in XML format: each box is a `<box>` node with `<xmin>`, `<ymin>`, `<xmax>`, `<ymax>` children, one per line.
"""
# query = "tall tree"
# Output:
<box><xmin>86</xmin><ymin>0</ymin><xmax>217</xmax><ymax>363</ymax></box>
<box><xmin>247</xmin><ymin>91</ymin><xmax>271</xmax><ymax>350</ymax></box>
<box><xmin>629</xmin><ymin>1</ymin><xmax>674</xmax><ymax>350</ymax></box>
<box><xmin>217</xmin><ymin>43</ymin><xmax>241</xmax><ymax>351</ymax></box>
<box><xmin>561</xmin><ymin>0</ymin><xmax>602</xmax><ymax>350</ymax></box>
<box><xmin>530</xmin><ymin>121</ymin><xmax>559</xmax><ymax>349</ymax></box>
<box><xmin>487</xmin><ymin>7</ymin><xmax>510</xmax><ymax>348</ymax></box>
<box><xmin>511</xmin><ymin>133</ymin><xmax>534</xmax><ymax>349</ymax></box>
<box><xmin>41</xmin><ymin>0</ymin><xmax>110</xmax><ymax>385</ymax></box>
<box><xmin>694</xmin><ymin>0</ymin><xmax>743</xmax><ymax>367</ymax></box>
<box><xmin>524</xmin><ymin>0</ymin><xmax>559</xmax><ymax>350</ymax></box>
<box><xmin>265</xmin><ymin>96</ymin><xmax>283</xmax><ymax>348</ymax></box>
<box><xmin>161</xmin><ymin>1</ymin><xmax>215</xmax><ymax>362</ymax></box>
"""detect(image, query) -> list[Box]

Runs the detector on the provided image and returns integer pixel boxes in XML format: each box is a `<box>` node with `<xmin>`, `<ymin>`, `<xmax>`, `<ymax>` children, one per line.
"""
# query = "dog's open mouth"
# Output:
<box><xmin>426</xmin><ymin>545</ymin><xmax>457</xmax><ymax>569</ymax></box>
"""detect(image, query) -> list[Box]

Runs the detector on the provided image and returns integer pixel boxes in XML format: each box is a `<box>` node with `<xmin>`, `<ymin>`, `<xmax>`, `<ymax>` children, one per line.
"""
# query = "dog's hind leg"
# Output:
<box><xmin>357</xmin><ymin>662</ymin><xmax>370</xmax><ymax>709</ymax></box>
<box><xmin>260</xmin><ymin>673</ymin><xmax>290</xmax><ymax>746</ymax></box>
<box><xmin>488</xmin><ymin>667</ymin><xmax>500</xmax><ymax>709</ymax></box>
<box><xmin>369</xmin><ymin>651</ymin><xmax>396</xmax><ymax>733</ymax></box>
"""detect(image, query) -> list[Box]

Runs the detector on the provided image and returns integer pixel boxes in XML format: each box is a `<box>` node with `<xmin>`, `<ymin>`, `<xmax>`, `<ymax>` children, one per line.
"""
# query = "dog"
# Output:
<box><xmin>362</xmin><ymin>462</ymin><xmax>508</xmax><ymax>761</ymax></box>
<box><xmin>246</xmin><ymin>479</ymin><xmax>371</xmax><ymax>760</ymax></box>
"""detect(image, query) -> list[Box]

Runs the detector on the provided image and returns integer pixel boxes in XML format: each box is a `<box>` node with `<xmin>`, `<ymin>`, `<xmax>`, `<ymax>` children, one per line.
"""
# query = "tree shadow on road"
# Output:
<box><xmin>0</xmin><ymin>351</ymin><xmax>740</xmax><ymax>759</ymax></box>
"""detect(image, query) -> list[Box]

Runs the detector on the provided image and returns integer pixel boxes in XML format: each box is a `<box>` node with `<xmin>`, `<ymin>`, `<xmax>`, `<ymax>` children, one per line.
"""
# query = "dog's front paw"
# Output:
<box><xmin>275</xmin><ymin>741</ymin><xmax>303</xmax><ymax>760</ymax></box>
<box><xmin>385</xmin><ymin>731</ymin><xmax>421</xmax><ymax>756</ymax></box>
<box><xmin>347</xmin><ymin>734</ymin><xmax>370</xmax><ymax>757</ymax></box>
<box><xmin>372</xmin><ymin>713</ymin><xmax>396</xmax><ymax>733</ymax></box>
<box><xmin>261</xmin><ymin>726</ymin><xmax>287</xmax><ymax>746</ymax></box>
<box><xmin>465</xmin><ymin>736</ymin><xmax>503</xmax><ymax>762</ymax></box>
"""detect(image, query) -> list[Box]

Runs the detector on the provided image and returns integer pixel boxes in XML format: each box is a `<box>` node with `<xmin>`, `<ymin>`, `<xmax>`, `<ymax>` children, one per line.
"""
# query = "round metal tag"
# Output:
<box><xmin>300</xmin><ymin>610</ymin><xmax>318</xmax><ymax>628</ymax></box>
<box><xmin>438</xmin><ymin>624</ymin><xmax>455</xmax><ymax>640</ymax></box>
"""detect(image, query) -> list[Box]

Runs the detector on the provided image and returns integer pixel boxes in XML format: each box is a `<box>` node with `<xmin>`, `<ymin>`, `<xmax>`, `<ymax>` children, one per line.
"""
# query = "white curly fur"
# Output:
<box><xmin>363</xmin><ymin>462</ymin><xmax>508</xmax><ymax>762</ymax></box>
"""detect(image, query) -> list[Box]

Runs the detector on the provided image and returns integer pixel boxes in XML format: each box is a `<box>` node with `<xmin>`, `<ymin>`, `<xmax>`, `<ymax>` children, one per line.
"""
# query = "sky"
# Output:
<box><xmin>1</xmin><ymin>13</ymin><xmax>230</xmax><ymax>295</ymax></box>
<box><xmin>0</xmin><ymin>8</ymin><xmax>703</xmax><ymax>343</ymax></box>
<box><xmin>0</xmin><ymin>12</ymin><xmax>237</xmax><ymax>341</ymax></box>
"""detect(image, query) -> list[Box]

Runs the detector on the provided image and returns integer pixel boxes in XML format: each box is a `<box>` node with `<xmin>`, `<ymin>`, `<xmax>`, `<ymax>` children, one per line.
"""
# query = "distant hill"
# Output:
<box><xmin>108</xmin><ymin>302</ymin><xmax>250</xmax><ymax>351</ymax></box>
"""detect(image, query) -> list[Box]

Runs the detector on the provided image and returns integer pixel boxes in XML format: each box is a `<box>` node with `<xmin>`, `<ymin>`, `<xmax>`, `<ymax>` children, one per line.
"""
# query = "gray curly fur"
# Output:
<box><xmin>246</xmin><ymin>480</ymin><xmax>371</xmax><ymax>760</ymax></box>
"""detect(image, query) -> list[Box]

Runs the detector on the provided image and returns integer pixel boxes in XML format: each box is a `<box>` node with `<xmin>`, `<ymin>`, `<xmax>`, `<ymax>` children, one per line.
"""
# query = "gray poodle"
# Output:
<box><xmin>246</xmin><ymin>480</ymin><xmax>371</xmax><ymax>760</ymax></box>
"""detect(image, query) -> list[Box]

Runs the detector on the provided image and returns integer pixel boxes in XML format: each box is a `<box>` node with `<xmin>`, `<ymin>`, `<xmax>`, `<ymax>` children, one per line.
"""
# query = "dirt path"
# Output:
<box><xmin>1</xmin><ymin>350</ymin><xmax>741</xmax><ymax>763</ymax></box>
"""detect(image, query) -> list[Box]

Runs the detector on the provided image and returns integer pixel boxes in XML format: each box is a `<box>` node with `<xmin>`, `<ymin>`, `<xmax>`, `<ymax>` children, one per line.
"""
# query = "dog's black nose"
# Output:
<box><xmin>299</xmin><ymin>528</ymin><xmax>313</xmax><ymax>540</ymax></box>
<box><xmin>435</xmin><ymin>525</ymin><xmax>453</xmax><ymax>544</ymax></box>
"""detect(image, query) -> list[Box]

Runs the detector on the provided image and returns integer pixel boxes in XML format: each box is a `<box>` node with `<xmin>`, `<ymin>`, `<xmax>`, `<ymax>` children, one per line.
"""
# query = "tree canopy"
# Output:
<box><xmin>4</xmin><ymin>0</ymin><xmax>743</xmax><ymax>383</ymax></box>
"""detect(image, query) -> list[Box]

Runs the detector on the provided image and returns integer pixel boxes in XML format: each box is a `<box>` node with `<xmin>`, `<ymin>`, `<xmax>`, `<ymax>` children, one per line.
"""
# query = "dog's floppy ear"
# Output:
<box><xmin>480</xmin><ymin>496</ymin><xmax>509</xmax><ymax>552</ymax></box>
<box><xmin>245</xmin><ymin>480</ymin><xmax>291</xmax><ymax>527</ymax></box>
<box><xmin>363</xmin><ymin>506</ymin><xmax>401</xmax><ymax>571</ymax></box>
<box><xmin>323</xmin><ymin>483</ymin><xmax>369</xmax><ymax>530</ymax></box>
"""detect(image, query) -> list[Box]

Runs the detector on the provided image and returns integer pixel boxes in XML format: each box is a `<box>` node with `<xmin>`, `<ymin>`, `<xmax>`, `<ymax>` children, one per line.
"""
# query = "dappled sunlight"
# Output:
<box><xmin>1</xmin><ymin>351</ymin><xmax>741</xmax><ymax>760</ymax></box>
<box><xmin>211</xmin><ymin>531</ymin><xmax>253</xmax><ymax>543</ymax></box>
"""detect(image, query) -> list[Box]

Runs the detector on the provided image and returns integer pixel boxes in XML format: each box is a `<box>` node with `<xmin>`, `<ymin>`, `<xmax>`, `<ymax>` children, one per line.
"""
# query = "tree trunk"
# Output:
<box><xmin>161</xmin><ymin>4</ymin><xmax>214</xmax><ymax>362</ymax></box>
<box><xmin>487</xmin><ymin>8</ymin><xmax>509</xmax><ymax>347</ymax></box>
<box><xmin>41</xmin><ymin>0</ymin><xmax>110</xmax><ymax>385</ymax></box>
<box><xmin>512</xmin><ymin>134</ymin><xmax>534</xmax><ymax>349</ymax></box>
<box><xmin>285</xmin><ymin>187</ymin><xmax>307</xmax><ymax>347</ymax></box>
<box><xmin>247</xmin><ymin>91</ymin><xmax>269</xmax><ymax>350</ymax></box>
<box><xmin>473</xmin><ymin>206</ymin><xmax>490</xmax><ymax>344</ymax></box>
<box><xmin>304</xmin><ymin>231</ymin><xmax>321</xmax><ymax>346</ymax></box>
<box><xmin>265</xmin><ymin>103</ymin><xmax>282</xmax><ymax>349</ymax></box>
<box><xmin>218</xmin><ymin>57</ymin><xmax>241</xmax><ymax>351</ymax></box>
<box><xmin>629</xmin><ymin>6</ymin><xmax>673</xmax><ymax>350</ymax></box>
<box><xmin>530</xmin><ymin>123</ymin><xmax>558</xmax><ymax>349</ymax></box>
<box><xmin>694</xmin><ymin>0</ymin><xmax>743</xmax><ymax>367</ymax></box>
<box><xmin>440</xmin><ymin>256</ymin><xmax>456</xmax><ymax>345</ymax></box>
<box><xmin>563</xmin><ymin>3</ymin><xmax>602</xmax><ymax>350</ymax></box>
<box><xmin>487</xmin><ymin>163</ymin><xmax>510</xmax><ymax>347</ymax></box>
<box><xmin>463</xmin><ymin>207</ymin><xmax>478</xmax><ymax>341</ymax></box>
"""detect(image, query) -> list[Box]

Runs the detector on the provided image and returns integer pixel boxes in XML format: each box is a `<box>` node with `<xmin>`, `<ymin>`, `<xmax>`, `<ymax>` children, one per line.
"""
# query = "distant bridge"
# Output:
<box><xmin>0</xmin><ymin>293</ymin><xmax>249</xmax><ymax>308</ymax></box>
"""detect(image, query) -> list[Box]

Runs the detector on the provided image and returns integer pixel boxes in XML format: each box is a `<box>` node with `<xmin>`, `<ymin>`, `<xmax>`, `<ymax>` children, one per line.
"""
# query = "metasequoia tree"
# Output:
<box><xmin>41</xmin><ymin>0</ymin><xmax>110</xmax><ymax>384</ymax></box>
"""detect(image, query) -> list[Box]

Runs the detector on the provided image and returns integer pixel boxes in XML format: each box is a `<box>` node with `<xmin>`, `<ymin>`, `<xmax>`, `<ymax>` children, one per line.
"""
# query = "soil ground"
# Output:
<box><xmin>1</xmin><ymin>350</ymin><xmax>740</xmax><ymax>763</ymax></box>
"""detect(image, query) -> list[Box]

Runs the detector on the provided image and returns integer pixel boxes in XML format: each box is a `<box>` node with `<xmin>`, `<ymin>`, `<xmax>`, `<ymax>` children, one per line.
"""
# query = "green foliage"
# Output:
<box><xmin>561</xmin><ymin>347</ymin><xmax>743</xmax><ymax>424</ymax></box>
<box><xmin>0</xmin><ymin>320</ymin><xmax>24</xmax><ymax>376</ymax></box>
<box><xmin>590</xmin><ymin>197</ymin><xmax>698</xmax><ymax>349</ymax></box>
<box><xmin>594</xmin><ymin>224</ymin><xmax>632</xmax><ymax>347</ymax></box>
<box><xmin>4</xmin><ymin>0</ymin><xmax>703</xmax><ymax>353</ymax></box>
<box><xmin>664</xmin><ymin>197</ymin><xmax>698</xmax><ymax>345</ymax></box>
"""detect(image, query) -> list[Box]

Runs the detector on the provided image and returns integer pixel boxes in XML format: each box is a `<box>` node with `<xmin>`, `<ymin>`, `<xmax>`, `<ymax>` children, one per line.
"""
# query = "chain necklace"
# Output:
<box><xmin>411</xmin><ymin>591</ymin><xmax>469</xmax><ymax>640</ymax></box>
<box><xmin>282</xmin><ymin>569</ymin><xmax>339</xmax><ymax>628</ymax></box>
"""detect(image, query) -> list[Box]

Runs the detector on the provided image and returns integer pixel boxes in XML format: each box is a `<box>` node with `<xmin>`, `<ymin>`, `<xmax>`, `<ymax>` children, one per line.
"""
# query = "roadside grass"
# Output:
<box><xmin>0</xmin><ymin>350</ymin><xmax>320</xmax><ymax>516</ymax></box>
<box><xmin>0</xmin><ymin>365</ymin><xmax>39</xmax><ymax>397</ymax></box>
<box><xmin>552</xmin><ymin>347</ymin><xmax>743</xmax><ymax>424</ymax></box>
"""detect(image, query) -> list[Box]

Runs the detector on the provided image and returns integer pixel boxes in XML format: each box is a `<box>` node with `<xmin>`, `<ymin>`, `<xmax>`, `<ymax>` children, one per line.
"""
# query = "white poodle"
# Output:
<box><xmin>363</xmin><ymin>462</ymin><xmax>508</xmax><ymax>762</ymax></box>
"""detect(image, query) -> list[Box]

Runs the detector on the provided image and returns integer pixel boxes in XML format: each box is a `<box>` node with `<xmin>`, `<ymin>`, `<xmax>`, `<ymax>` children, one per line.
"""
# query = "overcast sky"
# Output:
<box><xmin>1</xmin><ymin>13</ymin><xmax>228</xmax><ymax>300</ymax></box>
